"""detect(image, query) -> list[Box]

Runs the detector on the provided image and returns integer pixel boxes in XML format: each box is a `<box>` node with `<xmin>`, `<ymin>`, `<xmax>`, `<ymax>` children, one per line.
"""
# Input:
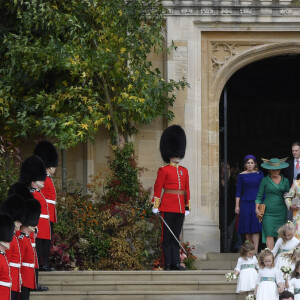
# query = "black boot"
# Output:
<box><xmin>164</xmin><ymin>264</ymin><xmax>171</xmax><ymax>271</ymax></box>
<box><xmin>171</xmin><ymin>264</ymin><xmax>187</xmax><ymax>270</ymax></box>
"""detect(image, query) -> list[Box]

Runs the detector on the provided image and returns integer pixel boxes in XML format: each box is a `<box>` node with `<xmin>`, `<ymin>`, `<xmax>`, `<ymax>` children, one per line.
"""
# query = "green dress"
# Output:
<box><xmin>255</xmin><ymin>175</ymin><xmax>290</xmax><ymax>243</ymax></box>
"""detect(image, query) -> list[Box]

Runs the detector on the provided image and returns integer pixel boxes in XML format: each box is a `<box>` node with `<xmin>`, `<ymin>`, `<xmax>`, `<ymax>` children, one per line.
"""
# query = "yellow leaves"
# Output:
<box><xmin>120</xmin><ymin>48</ymin><xmax>126</xmax><ymax>54</ymax></box>
<box><xmin>106</xmin><ymin>123</ymin><xmax>111</xmax><ymax>130</ymax></box>
<box><xmin>118</xmin><ymin>10</ymin><xmax>123</xmax><ymax>16</ymax></box>
<box><xmin>107</xmin><ymin>115</ymin><xmax>111</xmax><ymax>120</ymax></box>
<box><xmin>51</xmin><ymin>104</ymin><xmax>56</xmax><ymax>111</ymax></box>
<box><xmin>82</xmin><ymin>72</ymin><xmax>86</xmax><ymax>78</ymax></box>
<box><xmin>64</xmin><ymin>121</ymin><xmax>74</xmax><ymax>126</ymax></box>
<box><xmin>81</xmin><ymin>123</ymin><xmax>89</xmax><ymax>130</ymax></box>
<box><xmin>82</xmin><ymin>96</ymin><xmax>88</xmax><ymax>104</ymax></box>
<box><xmin>35</xmin><ymin>120</ymin><xmax>40</xmax><ymax>125</ymax></box>
<box><xmin>51</xmin><ymin>4</ymin><xmax>58</xmax><ymax>10</ymax></box>
<box><xmin>88</xmin><ymin>106</ymin><xmax>93</xmax><ymax>113</ymax></box>
<box><xmin>139</xmin><ymin>98</ymin><xmax>145</xmax><ymax>103</ymax></box>
<box><xmin>94</xmin><ymin>118</ymin><xmax>104</xmax><ymax>126</ymax></box>
<box><xmin>106</xmin><ymin>48</ymin><xmax>111</xmax><ymax>52</ymax></box>
<box><xmin>128</xmin><ymin>84</ymin><xmax>133</xmax><ymax>91</ymax></box>
<box><xmin>62</xmin><ymin>80</ymin><xmax>68</xmax><ymax>87</ymax></box>
<box><xmin>77</xmin><ymin>131</ymin><xmax>84</xmax><ymax>137</ymax></box>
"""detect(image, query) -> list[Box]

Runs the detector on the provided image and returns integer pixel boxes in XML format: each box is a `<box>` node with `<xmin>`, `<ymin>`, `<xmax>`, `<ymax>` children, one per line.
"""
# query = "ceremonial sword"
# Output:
<box><xmin>157</xmin><ymin>213</ymin><xmax>187</xmax><ymax>255</ymax></box>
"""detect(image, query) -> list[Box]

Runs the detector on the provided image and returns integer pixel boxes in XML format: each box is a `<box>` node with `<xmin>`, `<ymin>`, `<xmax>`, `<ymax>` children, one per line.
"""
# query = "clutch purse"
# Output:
<box><xmin>256</xmin><ymin>204</ymin><xmax>265</xmax><ymax>223</ymax></box>
<box><xmin>292</xmin><ymin>197</ymin><xmax>300</xmax><ymax>208</ymax></box>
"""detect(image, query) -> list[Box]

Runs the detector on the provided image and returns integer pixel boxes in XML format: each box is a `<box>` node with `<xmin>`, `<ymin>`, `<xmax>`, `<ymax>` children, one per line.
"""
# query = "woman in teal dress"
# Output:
<box><xmin>255</xmin><ymin>158</ymin><xmax>290</xmax><ymax>249</ymax></box>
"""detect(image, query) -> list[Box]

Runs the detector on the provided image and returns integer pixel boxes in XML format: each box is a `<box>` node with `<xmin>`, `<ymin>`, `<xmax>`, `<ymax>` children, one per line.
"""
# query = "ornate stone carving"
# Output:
<box><xmin>240</xmin><ymin>8</ymin><xmax>253</xmax><ymax>14</ymax></box>
<box><xmin>220</xmin><ymin>8</ymin><xmax>233</xmax><ymax>14</ymax></box>
<box><xmin>279</xmin><ymin>8</ymin><xmax>293</xmax><ymax>15</ymax></box>
<box><xmin>201</xmin><ymin>8</ymin><xmax>214</xmax><ymax>15</ymax></box>
<box><xmin>211</xmin><ymin>42</ymin><xmax>261</xmax><ymax>72</ymax></box>
<box><xmin>167</xmin><ymin>8</ymin><xmax>174</xmax><ymax>14</ymax></box>
<box><xmin>181</xmin><ymin>8</ymin><xmax>193</xmax><ymax>14</ymax></box>
<box><xmin>260</xmin><ymin>8</ymin><xmax>272</xmax><ymax>14</ymax></box>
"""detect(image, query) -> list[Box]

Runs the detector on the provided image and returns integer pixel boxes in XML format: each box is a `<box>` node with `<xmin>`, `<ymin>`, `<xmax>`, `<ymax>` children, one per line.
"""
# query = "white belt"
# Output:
<box><xmin>9</xmin><ymin>262</ymin><xmax>21</xmax><ymax>268</ymax></box>
<box><xmin>0</xmin><ymin>281</ymin><xmax>11</xmax><ymax>288</ymax></box>
<box><xmin>46</xmin><ymin>199</ymin><xmax>56</xmax><ymax>205</ymax></box>
<box><xmin>31</xmin><ymin>243</ymin><xmax>36</xmax><ymax>248</ymax></box>
<box><xmin>22</xmin><ymin>263</ymin><xmax>35</xmax><ymax>268</ymax></box>
<box><xmin>40</xmin><ymin>214</ymin><xmax>49</xmax><ymax>219</ymax></box>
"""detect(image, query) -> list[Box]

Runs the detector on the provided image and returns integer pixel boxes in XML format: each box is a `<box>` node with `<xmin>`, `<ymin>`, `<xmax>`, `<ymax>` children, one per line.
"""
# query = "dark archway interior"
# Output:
<box><xmin>219</xmin><ymin>54</ymin><xmax>300</xmax><ymax>252</ymax></box>
<box><xmin>220</xmin><ymin>54</ymin><xmax>300</xmax><ymax>170</ymax></box>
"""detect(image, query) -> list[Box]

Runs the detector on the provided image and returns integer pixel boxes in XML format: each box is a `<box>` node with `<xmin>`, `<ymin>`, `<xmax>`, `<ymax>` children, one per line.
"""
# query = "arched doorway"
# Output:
<box><xmin>219</xmin><ymin>54</ymin><xmax>300</xmax><ymax>252</ymax></box>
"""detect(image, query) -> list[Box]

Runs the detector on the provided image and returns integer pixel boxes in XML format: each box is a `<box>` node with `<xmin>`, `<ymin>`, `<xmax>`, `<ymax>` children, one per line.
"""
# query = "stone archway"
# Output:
<box><xmin>201</xmin><ymin>34</ymin><xmax>300</xmax><ymax>235</ymax></box>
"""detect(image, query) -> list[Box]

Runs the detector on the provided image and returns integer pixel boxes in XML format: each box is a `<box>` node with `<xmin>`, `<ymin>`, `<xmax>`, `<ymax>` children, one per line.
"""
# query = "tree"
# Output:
<box><xmin>0</xmin><ymin>0</ymin><xmax>188</xmax><ymax>149</ymax></box>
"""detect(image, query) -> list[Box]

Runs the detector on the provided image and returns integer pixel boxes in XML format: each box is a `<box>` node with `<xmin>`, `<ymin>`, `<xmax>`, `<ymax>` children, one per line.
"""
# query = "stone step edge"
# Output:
<box><xmin>39</xmin><ymin>270</ymin><xmax>233</xmax><ymax>275</ymax></box>
<box><xmin>31</xmin><ymin>290</ymin><xmax>238</xmax><ymax>295</ymax></box>
<box><xmin>39</xmin><ymin>280</ymin><xmax>236</xmax><ymax>285</ymax></box>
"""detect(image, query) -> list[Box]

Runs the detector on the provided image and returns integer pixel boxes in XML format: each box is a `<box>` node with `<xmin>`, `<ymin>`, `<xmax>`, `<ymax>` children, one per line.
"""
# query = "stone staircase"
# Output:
<box><xmin>31</xmin><ymin>253</ymin><xmax>245</xmax><ymax>300</ymax></box>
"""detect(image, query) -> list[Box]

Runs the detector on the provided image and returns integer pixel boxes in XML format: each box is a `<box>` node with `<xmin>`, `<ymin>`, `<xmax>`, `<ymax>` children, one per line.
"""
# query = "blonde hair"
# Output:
<box><xmin>258</xmin><ymin>249</ymin><xmax>274</xmax><ymax>268</ymax></box>
<box><xmin>291</xmin><ymin>260</ymin><xmax>300</xmax><ymax>279</ymax></box>
<box><xmin>282</xmin><ymin>244</ymin><xmax>300</xmax><ymax>264</ymax></box>
<box><xmin>240</xmin><ymin>240</ymin><xmax>255</xmax><ymax>259</ymax></box>
<box><xmin>278</xmin><ymin>221</ymin><xmax>295</xmax><ymax>244</ymax></box>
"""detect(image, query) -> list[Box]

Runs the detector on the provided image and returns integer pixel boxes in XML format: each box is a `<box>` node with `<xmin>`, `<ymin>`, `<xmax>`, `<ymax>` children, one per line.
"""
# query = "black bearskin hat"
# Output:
<box><xmin>0</xmin><ymin>194</ymin><xmax>26</xmax><ymax>223</ymax></box>
<box><xmin>23</xmin><ymin>199</ymin><xmax>41</xmax><ymax>227</ymax></box>
<box><xmin>34</xmin><ymin>140</ymin><xmax>58</xmax><ymax>168</ymax></box>
<box><xmin>160</xmin><ymin>125</ymin><xmax>186</xmax><ymax>163</ymax></box>
<box><xmin>0</xmin><ymin>213</ymin><xmax>15</xmax><ymax>242</ymax></box>
<box><xmin>19</xmin><ymin>155</ymin><xmax>47</xmax><ymax>187</ymax></box>
<box><xmin>8</xmin><ymin>182</ymin><xmax>34</xmax><ymax>201</ymax></box>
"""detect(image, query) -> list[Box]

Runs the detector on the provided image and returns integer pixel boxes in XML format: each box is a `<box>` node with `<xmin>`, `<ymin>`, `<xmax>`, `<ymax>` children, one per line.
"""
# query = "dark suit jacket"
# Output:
<box><xmin>284</xmin><ymin>158</ymin><xmax>294</xmax><ymax>186</ymax></box>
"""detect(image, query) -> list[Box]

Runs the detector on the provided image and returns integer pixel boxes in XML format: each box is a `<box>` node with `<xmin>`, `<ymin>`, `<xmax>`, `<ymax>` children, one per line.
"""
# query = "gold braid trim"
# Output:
<box><xmin>153</xmin><ymin>197</ymin><xmax>160</xmax><ymax>208</ymax></box>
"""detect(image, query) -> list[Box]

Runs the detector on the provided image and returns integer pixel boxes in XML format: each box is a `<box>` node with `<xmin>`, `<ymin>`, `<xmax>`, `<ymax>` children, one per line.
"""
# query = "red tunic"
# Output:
<box><xmin>31</xmin><ymin>189</ymin><xmax>51</xmax><ymax>240</ymax></box>
<box><xmin>152</xmin><ymin>163</ymin><xmax>190</xmax><ymax>213</ymax></box>
<box><xmin>18</xmin><ymin>233</ymin><xmax>36</xmax><ymax>290</ymax></box>
<box><xmin>41</xmin><ymin>175</ymin><xmax>57</xmax><ymax>223</ymax></box>
<box><xmin>0</xmin><ymin>251</ymin><xmax>11</xmax><ymax>300</ymax></box>
<box><xmin>5</xmin><ymin>235</ymin><xmax>21</xmax><ymax>292</ymax></box>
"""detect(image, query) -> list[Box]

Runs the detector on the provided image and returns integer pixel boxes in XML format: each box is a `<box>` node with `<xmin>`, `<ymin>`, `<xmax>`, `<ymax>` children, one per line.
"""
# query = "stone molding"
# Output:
<box><xmin>162</xmin><ymin>0</ymin><xmax>300</xmax><ymax>19</ymax></box>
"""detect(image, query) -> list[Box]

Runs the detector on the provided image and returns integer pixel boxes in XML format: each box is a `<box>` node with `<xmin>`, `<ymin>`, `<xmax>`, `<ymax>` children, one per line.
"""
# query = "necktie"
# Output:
<box><xmin>297</xmin><ymin>160</ymin><xmax>299</xmax><ymax>171</ymax></box>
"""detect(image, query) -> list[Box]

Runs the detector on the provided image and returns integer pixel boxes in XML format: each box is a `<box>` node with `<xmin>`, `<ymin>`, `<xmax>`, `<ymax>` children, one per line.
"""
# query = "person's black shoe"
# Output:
<box><xmin>35</xmin><ymin>284</ymin><xmax>49</xmax><ymax>291</ymax></box>
<box><xmin>164</xmin><ymin>264</ymin><xmax>171</xmax><ymax>271</ymax></box>
<box><xmin>39</xmin><ymin>265</ymin><xmax>55</xmax><ymax>272</ymax></box>
<box><xmin>171</xmin><ymin>264</ymin><xmax>187</xmax><ymax>270</ymax></box>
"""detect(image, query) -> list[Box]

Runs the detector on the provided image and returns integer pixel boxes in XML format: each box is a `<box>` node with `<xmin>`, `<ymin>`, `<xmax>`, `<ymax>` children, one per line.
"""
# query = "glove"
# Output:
<box><xmin>152</xmin><ymin>207</ymin><xmax>159</xmax><ymax>214</ymax></box>
<box><xmin>185</xmin><ymin>210</ymin><xmax>190</xmax><ymax>217</ymax></box>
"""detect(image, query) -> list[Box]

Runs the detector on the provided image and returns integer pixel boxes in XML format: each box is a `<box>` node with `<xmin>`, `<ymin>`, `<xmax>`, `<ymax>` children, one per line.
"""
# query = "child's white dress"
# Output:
<box><xmin>288</xmin><ymin>277</ymin><xmax>300</xmax><ymax>300</ymax></box>
<box><xmin>273</xmin><ymin>237</ymin><xmax>299</xmax><ymax>270</ymax></box>
<box><xmin>256</xmin><ymin>267</ymin><xmax>284</xmax><ymax>300</ymax></box>
<box><xmin>234</xmin><ymin>256</ymin><xmax>258</xmax><ymax>293</ymax></box>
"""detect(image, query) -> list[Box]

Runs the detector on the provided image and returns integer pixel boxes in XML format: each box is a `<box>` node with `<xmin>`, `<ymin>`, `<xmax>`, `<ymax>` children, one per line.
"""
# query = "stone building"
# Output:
<box><xmin>24</xmin><ymin>0</ymin><xmax>300</xmax><ymax>258</ymax></box>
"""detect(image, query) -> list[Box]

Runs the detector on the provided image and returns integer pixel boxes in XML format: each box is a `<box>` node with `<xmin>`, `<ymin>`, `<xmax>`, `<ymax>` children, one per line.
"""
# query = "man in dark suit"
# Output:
<box><xmin>284</xmin><ymin>142</ymin><xmax>300</xmax><ymax>220</ymax></box>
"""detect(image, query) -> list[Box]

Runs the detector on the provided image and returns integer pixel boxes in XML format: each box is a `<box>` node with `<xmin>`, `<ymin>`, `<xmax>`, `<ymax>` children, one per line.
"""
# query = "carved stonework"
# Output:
<box><xmin>211</xmin><ymin>42</ymin><xmax>261</xmax><ymax>72</ymax></box>
<box><xmin>220</xmin><ymin>8</ymin><xmax>233</xmax><ymax>14</ymax></box>
<box><xmin>279</xmin><ymin>8</ymin><xmax>293</xmax><ymax>15</ymax></box>
<box><xmin>240</xmin><ymin>8</ymin><xmax>253</xmax><ymax>14</ymax></box>
<box><xmin>181</xmin><ymin>8</ymin><xmax>193</xmax><ymax>14</ymax></box>
<box><xmin>201</xmin><ymin>8</ymin><xmax>214</xmax><ymax>15</ymax></box>
<box><xmin>260</xmin><ymin>8</ymin><xmax>272</xmax><ymax>14</ymax></box>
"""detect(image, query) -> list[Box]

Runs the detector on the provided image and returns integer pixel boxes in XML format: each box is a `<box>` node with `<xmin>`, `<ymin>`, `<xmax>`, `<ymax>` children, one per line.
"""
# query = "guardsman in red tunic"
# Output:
<box><xmin>18</xmin><ymin>199</ymin><xmax>41</xmax><ymax>300</ymax></box>
<box><xmin>152</xmin><ymin>125</ymin><xmax>190</xmax><ymax>271</ymax></box>
<box><xmin>0</xmin><ymin>213</ymin><xmax>15</xmax><ymax>300</ymax></box>
<box><xmin>34</xmin><ymin>140</ymin><xmax>59</xmax><ymax>271</ymax></box>
<box><xmin>19</xmin><ymin>155</ymin><xmax>49</xmax><ymax>292</ymax></box>
<box><xmin>0</xmin><ymin>194</ymin><xmax>26</xmax><ymax>300</ymax></box>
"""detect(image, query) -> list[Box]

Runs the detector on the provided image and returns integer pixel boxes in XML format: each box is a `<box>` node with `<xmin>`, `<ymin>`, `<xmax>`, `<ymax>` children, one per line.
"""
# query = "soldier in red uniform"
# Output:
<box><xmin>152</xmin><ymin>125</ymin><xmax>190</xmax><ymax>271</ymax></box>
<box><xmin>19</xmin><ymin>155</ymin><xmax>49</xmax><ymax>292</ymax></box>
<box><xmin>0</xmin><ymin>213</ymin><xmax>15</xmax><ymax>300</ymax></box>
<box><xmin>0</xmin><ymin>194</ymin><xmax>26</xmax><ymax>300</ymax></box>
<box><xmin>34</xmin><ymin>140</ymin><xmax>58</xmax><ymax>271</ymax></box>
<box><xmin>19</xmin><ymin>199</ymin><xmax>41</xmax><ymax>300</ymax></box>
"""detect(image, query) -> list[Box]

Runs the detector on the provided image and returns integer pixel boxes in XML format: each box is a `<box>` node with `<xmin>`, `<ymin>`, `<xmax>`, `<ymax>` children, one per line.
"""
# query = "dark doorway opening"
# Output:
<box><xmin>219</xmin><ymin>54</ymin><xmax>300</xmax><ymax>252</ymax></box>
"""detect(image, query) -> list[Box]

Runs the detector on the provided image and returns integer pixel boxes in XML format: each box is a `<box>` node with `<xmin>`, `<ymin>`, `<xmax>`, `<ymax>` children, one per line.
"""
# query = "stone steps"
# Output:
<box><xmin>195</xmin><ymin>252</ymin><xmax>240</xmax><ymax>270</ymax></box>
<box><xmin>29</xmin><ymin>269</ymin><xmax>246</xmax><ymax>300</ymax></box>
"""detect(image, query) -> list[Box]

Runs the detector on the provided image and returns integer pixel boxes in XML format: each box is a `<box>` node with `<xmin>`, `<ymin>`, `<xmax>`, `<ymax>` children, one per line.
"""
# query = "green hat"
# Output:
<box><xmin>261</xmin><ymin>158</ymin><xmax>289</xmax><ymax>170</ymax></box>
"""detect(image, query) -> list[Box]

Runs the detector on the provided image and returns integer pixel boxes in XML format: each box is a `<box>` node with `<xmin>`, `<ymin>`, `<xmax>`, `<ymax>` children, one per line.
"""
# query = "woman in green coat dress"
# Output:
<box><xmin>255</xmin><ymin>158</ymin><xmax>290</xmax><ymax>249</ymax></box>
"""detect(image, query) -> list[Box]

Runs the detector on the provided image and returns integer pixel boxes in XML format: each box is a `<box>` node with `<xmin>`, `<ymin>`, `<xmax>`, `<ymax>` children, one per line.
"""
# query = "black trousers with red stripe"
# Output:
<box><xmin>161</xmin><ymin>212</ymin><xmax>185</xmax><ymax>266</ymax></box>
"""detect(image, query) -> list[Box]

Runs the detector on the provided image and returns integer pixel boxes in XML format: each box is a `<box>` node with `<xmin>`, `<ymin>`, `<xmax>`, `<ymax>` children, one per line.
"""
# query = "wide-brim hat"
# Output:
<box><xmin>34</xmin><ymin>140</ymin><xmax>58</xmax><ymax>168</ymax></box>
<box><xmin>19</xmin><ymin>155</ymin><xmax>47</xmax><ymax>187</ymax></box>
<box><xmin>261</xmin><ymin>158</ymin><xmax>289</xmax><ymax>170</ymax></box>
<box><xmin>160</xmin><ymin>125</ymin><xmax>186</xmax><ymax>163</ymax></box>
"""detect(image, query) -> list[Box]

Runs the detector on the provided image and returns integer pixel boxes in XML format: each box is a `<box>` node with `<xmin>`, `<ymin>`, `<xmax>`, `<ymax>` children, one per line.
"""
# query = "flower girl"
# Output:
<box><xmin>273</xmin><ymin>221</ymin><xmax>299</xmax><ymax>270</ymax></box>
<box><xmin>234</xmin><ymin>241</ymin><xmax>258</xmax><ymax>296</ymax></box>
<box><xmin>287</xmin><ymin>260</ymin><xmax>300</xmax><ymax>299</ymax></box>
<box><xmin>255</xmin><ymin>248</ymin><xmax>284</xmax><ymax>300</ymax></box>
<box><xmin>281</xmin><ymin>245</ymin><xmax>300</xmax><ymax>274</ymax></box>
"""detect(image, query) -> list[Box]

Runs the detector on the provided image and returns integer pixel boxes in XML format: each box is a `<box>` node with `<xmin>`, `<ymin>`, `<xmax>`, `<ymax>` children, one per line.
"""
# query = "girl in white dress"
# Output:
<box><xmin>255</xmin><ymin>248</ymin><xmax>284</xmax><ymax>300</ymax></box>
<box><xmin>287</xmin><ymin>260</ymin><xmax>300</xmax><ymax>299</ymax></box>
<box><xmin>273</xmin><ymin>221</ymin><xmax>299</xmax><ymax>271</ymax></box>
<box><xmin>281</xmin><ymin>246</ymin><xmax>300</xmax><ymax>277</ymax></box>
<box><xmin>234</xmin><ymin>241</ymin><xmax>258</xmax><ymax>296</ymax></box>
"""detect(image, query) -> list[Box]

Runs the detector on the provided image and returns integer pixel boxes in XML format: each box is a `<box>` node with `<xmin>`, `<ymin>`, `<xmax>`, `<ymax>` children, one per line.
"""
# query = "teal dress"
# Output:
<box><xmin>255</xmin><ymin>175</ymin><xmax>290</xmax><ymax>243</ymax></box>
